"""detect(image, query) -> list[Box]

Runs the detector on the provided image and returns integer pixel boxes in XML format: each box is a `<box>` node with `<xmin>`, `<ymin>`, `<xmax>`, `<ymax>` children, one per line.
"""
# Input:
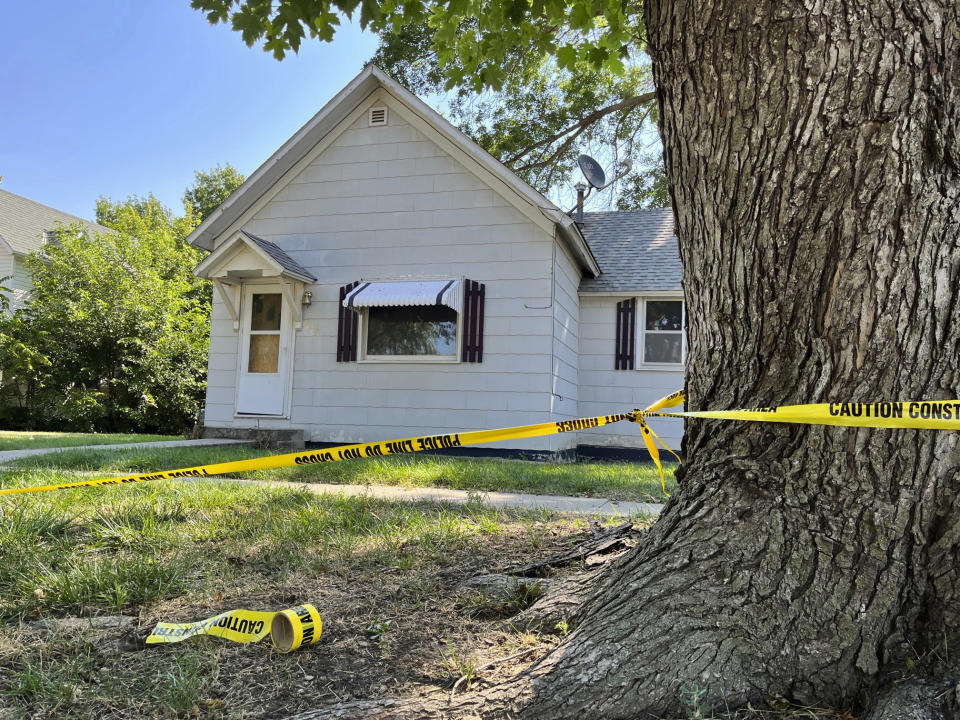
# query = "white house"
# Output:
<box><xmin>187</xmin><ymin>65</ymin><xmax>684</xmax><ymax>458</ymax></box>
<box><xmin>0</xmin><ymin>189</ymin><xmax>112</xmax><ymax>311</ymax></box>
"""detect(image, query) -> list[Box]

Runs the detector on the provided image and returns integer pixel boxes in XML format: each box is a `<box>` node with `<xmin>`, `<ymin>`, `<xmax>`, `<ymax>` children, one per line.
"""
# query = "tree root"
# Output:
<box><xmin>456</xmin><ymin>521</ymin><xmax>638</xmax><ymax>630</ymax></box>
<box><xmin>862</xmin><ymin>679</ymin><xmax>959</xmax><ymax>720</ymax></box>
<box><xmin>508</xmin><ymin>568</ymin><xmax>602</xmax><ymax>632</ymax></box>
<box><xmin>282</xmin><ymin>684</ymin><xmax>524</xmax><ymax>720</ymax></box>
<box><xmin>450</xmin><ymin>647</ymin><xmax>538</xmax><ymax>699</ymax></box>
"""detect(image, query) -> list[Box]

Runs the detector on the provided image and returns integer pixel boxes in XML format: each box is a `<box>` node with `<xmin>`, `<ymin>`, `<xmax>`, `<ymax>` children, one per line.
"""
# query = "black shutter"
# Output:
<box><xmin>615</xmin><ymin>298</ymin><xmax>636</xmax><ymax>370</ymax></box>
<box><xmin>337</xmin><ymin>281</ymin><xmax>360</xmax><ymax>362</ymax></box>
<box><xmin>461</xmin><ymin>279</ymin><xmax>485</xmax><ymax>363</ymax></box>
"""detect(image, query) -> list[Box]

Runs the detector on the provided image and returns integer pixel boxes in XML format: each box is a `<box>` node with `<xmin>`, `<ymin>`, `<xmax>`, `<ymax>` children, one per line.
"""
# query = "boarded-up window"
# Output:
<box><xmin>248</xmin><ymin>335</ymin><xmax>280</xmax><ymax>373</ymax></box>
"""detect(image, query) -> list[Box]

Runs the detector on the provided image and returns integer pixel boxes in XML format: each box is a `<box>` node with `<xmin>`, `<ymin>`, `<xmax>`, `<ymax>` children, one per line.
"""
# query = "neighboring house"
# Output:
<box><xmin>187</xmin><ymin>65</ymin><xmax>684</xmax><ymax>458</ymax></box>
<box><xmin>0</xmin><ymin>189</ymin><xmax>112</xmax><ymax>311</ymax></box>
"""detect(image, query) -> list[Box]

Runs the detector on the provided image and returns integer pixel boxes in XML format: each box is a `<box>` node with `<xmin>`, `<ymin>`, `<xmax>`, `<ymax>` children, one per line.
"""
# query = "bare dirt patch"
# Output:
<box><xmin>0</xmin><ymin>512</ymin><xmax>599</xmax><ymax>719</ymax></box>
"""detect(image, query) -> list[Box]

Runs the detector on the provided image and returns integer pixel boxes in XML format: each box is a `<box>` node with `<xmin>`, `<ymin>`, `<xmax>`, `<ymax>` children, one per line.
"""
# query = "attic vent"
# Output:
<box><xmin>42</xmin><ymin>230</ymin><xmax>58</xmax><ymax>244</ymax></box>
<box><xmin>368</xmin><ymin>106</ymin><xmax>388</xmax><ymax>127</ymax></box>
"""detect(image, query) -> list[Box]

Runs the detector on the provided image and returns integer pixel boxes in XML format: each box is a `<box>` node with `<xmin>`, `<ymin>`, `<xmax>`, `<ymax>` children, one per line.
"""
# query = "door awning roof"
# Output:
<box><xmin>343</xmin><ymin>280</ymin><xmax>462</xmax><ymax>314</ymax></box>
<box><xmin>193</xmin><ymin>230</ymin><xmax>317</xmax><ymax>283</ymax></box>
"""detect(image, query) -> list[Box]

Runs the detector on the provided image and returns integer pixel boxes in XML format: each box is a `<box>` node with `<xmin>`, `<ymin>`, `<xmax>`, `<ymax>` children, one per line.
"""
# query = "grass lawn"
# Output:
<box><xmin>0</xmin><ymin>469</ymin><xmax>852</xmax><ymax>720</ymax></box>
<box><xmin>0</xmin><ymin>468</ymin><xmax>634</xmax><ymax>719</ymax></box>
<box><xmin>0</xmin><ymin>431</ymin><xmax>182</xmax><ymax>452</ymax></box>
<box><xmin>8</xmin><ymin>445</ymin><xmax>678</xmax><ymax>502</ymax></box>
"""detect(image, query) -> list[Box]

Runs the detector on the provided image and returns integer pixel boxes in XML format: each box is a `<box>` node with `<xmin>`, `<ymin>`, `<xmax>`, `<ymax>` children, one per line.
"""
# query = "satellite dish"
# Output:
<box><xmin>577</xmin><ymin>154</ymin><xmax>606</xmax><ymax>189</ymax></box>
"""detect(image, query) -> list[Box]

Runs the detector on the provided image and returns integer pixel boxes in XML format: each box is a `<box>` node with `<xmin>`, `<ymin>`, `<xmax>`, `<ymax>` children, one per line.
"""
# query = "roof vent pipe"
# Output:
<box><xmin>574</xmin><ymin>181</ymin><xmax>587</xmax><ymax>224</ymax></box>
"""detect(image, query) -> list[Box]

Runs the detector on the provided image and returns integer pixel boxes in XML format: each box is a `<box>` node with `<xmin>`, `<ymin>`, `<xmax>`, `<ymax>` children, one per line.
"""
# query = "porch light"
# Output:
<box><xmin>302</xmin><ymin>291</ymin><xmax>313</xmax><ymax>306</ymax></box>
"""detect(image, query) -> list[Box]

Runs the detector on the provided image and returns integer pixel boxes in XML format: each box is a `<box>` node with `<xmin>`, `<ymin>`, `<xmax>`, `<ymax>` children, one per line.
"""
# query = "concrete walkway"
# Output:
<box><xmin>0</xmin><ymin>438</ymin><xmax>251</xmax><ymax>465</ymax></box>
<box><xmin>227</xmin><ymin>478</ymin><xmax>665</xmax><ymax>516</ymax></box>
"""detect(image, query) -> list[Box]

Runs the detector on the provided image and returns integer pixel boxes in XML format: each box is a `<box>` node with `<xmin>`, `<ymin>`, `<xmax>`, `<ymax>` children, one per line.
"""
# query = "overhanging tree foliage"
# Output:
<box><xmin>193</xmin><ymin>2</ymin><xmax>960</xmax><ymax>717</ymax></box>
<box><xmin>371</xmin><ymin>26</ymin><xmax>667</xmax><ymax>208</ymax></box>
<box><xmin>192</xmin><ymin>0</ymin><xmax>669</xmax><ymax>209</ymax></box>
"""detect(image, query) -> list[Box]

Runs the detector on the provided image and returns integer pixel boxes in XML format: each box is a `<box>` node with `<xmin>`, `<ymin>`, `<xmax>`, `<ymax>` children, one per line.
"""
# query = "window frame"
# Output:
<box><xmin>357</xmin><ymin>304</ymin><xmax>462</xmax><ymax>364</ymax></box>
<box><xmin>638</xmin><ymin>295</ymin><xmax>686</xmax><ymax>370</ymax></box>
<box><xmin>246</xmin><ymin>292</ymin><xmax>284</xmax><ymax>374</ymax></box>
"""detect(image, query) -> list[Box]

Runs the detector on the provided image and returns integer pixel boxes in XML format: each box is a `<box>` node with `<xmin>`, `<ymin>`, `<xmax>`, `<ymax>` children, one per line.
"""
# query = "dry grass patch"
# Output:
<box><xmin>0</xmin><ymin>471</ymin><xmax>636</xmax><ymax>719</ymax></box>
<box><xmin>0</xmin><ymin>471</ymin><xmax>852</xmax><ymax>720</ymax></box>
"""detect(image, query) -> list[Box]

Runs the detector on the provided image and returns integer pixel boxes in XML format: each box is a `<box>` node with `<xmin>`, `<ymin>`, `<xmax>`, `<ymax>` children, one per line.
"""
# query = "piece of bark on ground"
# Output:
<box><xmin>501</xmin><ymin>521</ymin><xmax>637</xmax><ymax>577</ymax></box>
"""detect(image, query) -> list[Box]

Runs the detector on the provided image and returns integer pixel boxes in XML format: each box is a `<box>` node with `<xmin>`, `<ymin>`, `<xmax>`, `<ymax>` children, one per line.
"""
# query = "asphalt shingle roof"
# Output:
<box><xmin>0</xmin><ymin>189</ymin><xmax>114</xmax><ymax>256</ymax></box>
<box><xmin>578</xmin><ymin>208</ymin><xmax>682</xmax><ymax>293</ymax></box>
<box><xmin>240</xmin><ymin>231</ymin><xmax>317</xmax><ymax>281</ymax></box>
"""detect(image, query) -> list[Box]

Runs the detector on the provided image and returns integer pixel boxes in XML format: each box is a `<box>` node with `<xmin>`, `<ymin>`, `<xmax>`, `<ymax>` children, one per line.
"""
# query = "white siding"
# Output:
<box><xmin>204</xmin><ymin>95</ymin><xmax>569</xmax><ymax>451</ymax></box>
<box><xmin>0</xmin><ymin>253</ymin><xmax>32</xmax><ymax>311</ymax></box>
<box><xmin>550</xmin><ymin>239</ymin><xmax>580</xmax><ymax>451</ymax></box>
<box><xmin>0</xmin><ymin>252</ymin><xmax>12</xmax><ymax>309</ymax></box>
<box><xmin>577</xmin><ymin>295</ymin><xmax>685</xmax><ymax>451</ymax></box>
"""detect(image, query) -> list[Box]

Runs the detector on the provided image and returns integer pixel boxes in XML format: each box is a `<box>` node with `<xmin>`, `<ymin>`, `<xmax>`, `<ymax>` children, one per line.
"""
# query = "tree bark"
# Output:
<box><xmin>289</xmin><ymin>1</ymin><xmax>960</xmax><ymax>717</ymax></box>
<box><xmin>640</xmin><ymin>0</ymin><xmax>960</xmax><ymax>708</ymax></box>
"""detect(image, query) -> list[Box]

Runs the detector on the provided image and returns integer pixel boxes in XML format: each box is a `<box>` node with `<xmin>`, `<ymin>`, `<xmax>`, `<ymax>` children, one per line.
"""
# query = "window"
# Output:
<box><xmin>247</xmin><ymin>293</ymin><xmax>282</xmax><ymax>372</ymax></box>
<box><xmin>338</xmin><ymin>279</ymin><xmax>485</xmax><ymax>363</ymax></box>
<box><xmin>641</xmin><ymin>299</ymin><xmax>684</xmax><ymax>365</ymax></box>
<box><xmin>363</xmin><ymin>305</ymin><xmax>458</xmax><ymax>358</ymax></box>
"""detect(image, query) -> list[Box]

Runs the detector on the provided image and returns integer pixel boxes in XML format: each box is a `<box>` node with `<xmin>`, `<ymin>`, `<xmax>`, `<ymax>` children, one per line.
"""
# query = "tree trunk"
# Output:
<box><xmin>289</xmin><ymin>1</ymin><xmax>960</xmax><ymax>717</ymax></box>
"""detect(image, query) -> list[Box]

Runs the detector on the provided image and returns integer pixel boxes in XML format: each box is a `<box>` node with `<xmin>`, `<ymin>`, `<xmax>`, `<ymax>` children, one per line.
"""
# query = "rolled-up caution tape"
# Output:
<box><xmin>146</xmin><ymin>603</ymin><xmax>322</xmax><ymax>652</ymax></box>
<box><xmin>2</xmin><ymin>392</ymin><xmax>958</xmax><ymax>499</ymax></box>
<box><xmin>271</xmin><ymin>604</ymin><xmax>323</xmax><ymax>653</ymax></box>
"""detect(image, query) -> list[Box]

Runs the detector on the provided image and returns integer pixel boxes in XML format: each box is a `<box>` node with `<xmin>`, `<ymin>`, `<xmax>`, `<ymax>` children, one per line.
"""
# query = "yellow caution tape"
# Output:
<box><xmin>2</xmin><ymin>391</ymin><xmax>958</xmax><ymax>500</ymax></box>
<box><xmin>640</xmin><ymin>394</ymin><xmax>960</xmax><ymax>430</ymax></box>
<box><xmin>146</xmin><ymin>603</ymin><xmax>322</xmax><ymax>652</ymax></box>
<box><xmin>629</xmin><ymin>389</ymin><xmax>685</xmax><ymax>494</ymax></box>
<box><xmin>0</xmin><ymin>410</ymin><xmax>634</xmax><ymax>497</ymax></box>
<box><xmin>633</xmin><ymin>393</ymin><xmax>960</xmax><ymax>491</ymax></box>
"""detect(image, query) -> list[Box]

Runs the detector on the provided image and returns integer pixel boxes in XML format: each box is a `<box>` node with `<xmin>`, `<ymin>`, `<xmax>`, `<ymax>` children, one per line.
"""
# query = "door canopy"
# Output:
<box><xmin>194</xmin><ymin>230</ymin><xmax>316</xmax><ymax>284</ymax></box>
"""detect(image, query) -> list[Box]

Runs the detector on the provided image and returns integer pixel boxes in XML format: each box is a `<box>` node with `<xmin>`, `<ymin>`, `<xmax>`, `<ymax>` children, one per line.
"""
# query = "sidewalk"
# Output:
<box><xmin>0</xmin><ymin>438</ymin><xmax>251</xmax><ymax>465</ymax></box>
<box><xmin>227</xmin><ymin>478</ymin><xmax>665</xmax><ymax>516</ymax></box>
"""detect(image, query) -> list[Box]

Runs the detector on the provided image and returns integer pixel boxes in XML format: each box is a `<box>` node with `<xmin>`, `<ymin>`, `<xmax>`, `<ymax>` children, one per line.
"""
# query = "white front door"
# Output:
<box><xmin>237</xmin><ymin>285</ymin><xmax>291</xmax><ymax>415</ymax></box>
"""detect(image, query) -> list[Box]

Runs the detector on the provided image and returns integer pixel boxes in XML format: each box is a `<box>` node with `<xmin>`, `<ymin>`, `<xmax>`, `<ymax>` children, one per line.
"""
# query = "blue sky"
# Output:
<box><xmin>1</xmin><ymin>1</ymin><xmax>381</xmax><ymax>220</ymax></box>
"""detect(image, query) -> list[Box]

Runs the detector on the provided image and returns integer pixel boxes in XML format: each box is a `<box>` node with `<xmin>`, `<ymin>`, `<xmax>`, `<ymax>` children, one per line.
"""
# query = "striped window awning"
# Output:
<box><xmin>342</xmin><ymin>280</ymin><xmax>462</xmax><ymax>314</ymax></box>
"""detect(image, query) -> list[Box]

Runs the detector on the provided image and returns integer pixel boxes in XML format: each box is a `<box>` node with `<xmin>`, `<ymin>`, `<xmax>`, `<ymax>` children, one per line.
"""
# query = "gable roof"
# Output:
<box><xmin>184</xmin><ymin>65</ymin><xmax>599</xmax><ymax>277</ymax></box>
<box><xmin>578</xmin><ymin>209</ymin><xmax>682</xmax><ymax>293</ymax></box>
<box><xmin>0</xmin><ymin>189</ymin><xmax>113</xmax><ymax>256</ymax></box>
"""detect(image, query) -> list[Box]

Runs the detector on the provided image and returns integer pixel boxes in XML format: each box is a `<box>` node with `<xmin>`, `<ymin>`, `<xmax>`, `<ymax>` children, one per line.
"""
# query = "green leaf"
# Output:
<box><xmin>605</xmin><ymin>55</ymin><xmax>624</xmax><ymax>75</ymax></box>
<box><xmin>556</xmin><ymin>45</ymin><xmax>577</xmax><ymax>70</ymax></box>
